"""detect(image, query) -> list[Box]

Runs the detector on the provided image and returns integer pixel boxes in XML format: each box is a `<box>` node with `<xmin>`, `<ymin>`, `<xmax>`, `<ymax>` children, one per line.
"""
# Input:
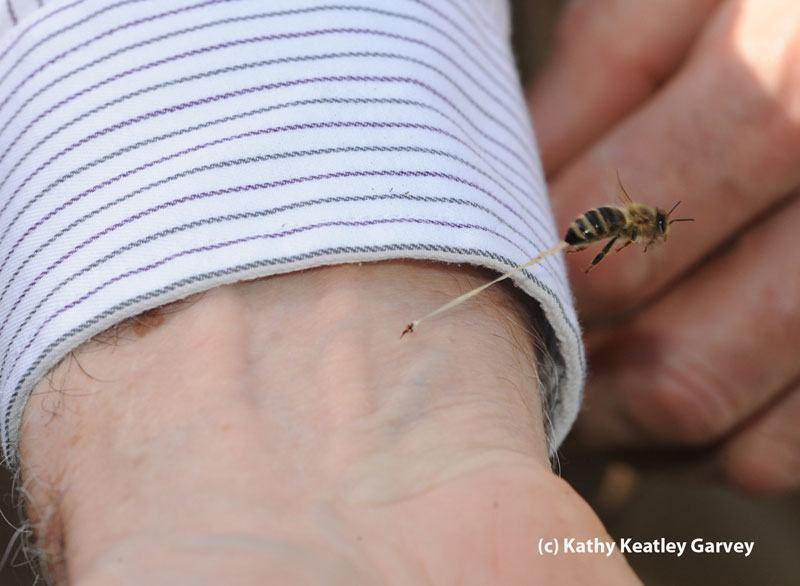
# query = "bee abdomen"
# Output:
<box><xmin>564</xmin><ymin>206</ymin><xmax>623</xmax><ymax>245</ymax></box>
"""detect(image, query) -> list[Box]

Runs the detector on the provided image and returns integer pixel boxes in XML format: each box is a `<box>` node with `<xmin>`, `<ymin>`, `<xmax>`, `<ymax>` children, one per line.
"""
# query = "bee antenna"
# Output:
<box><xmin>669</xmin><ymin>218</ymin><xmax>695</xmax><ymax>224</ymax></box>
<box><xmin>615</xmin><ymin>169</ymin><xmax>633</xmax><ymax>203</ymax></box>
<box><xmin>666</xmin><ymin>200</ymin><xmax>682</xmax><ymax>216</ymax></box>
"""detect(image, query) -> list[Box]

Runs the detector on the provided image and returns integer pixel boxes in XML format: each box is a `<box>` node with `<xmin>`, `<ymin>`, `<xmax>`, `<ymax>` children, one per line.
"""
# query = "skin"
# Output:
<box><xmin>528</xmin><ymin>0</ymin><xmax>800</xmax><ymax>494</ymax></box>
<box><xmin>18</xmin><ymin>262</ymin><xmax>641</xmax><ymax>585</ymax></box>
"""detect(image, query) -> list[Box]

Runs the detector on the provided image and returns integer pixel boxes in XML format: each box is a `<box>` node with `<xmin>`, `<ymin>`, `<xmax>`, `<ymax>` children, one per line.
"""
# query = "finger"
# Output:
<box><xmin>574</xmin><ymin>191</ymin><xmax>800</xmax><ymax>451</ymax></box>
<box><xmin>550</xmin><ymin>0</ymin><xmax>800</xmax><ymax>317</ymax></box>
<box><xmin>528</xmin><ymin>0</ymin><xmax>724</xmax><ymax>175</ymax></box>
<box><xmin>720</xmin><ymin>383</ymin><xmax>800</xmax><ymax>494</ymax></box>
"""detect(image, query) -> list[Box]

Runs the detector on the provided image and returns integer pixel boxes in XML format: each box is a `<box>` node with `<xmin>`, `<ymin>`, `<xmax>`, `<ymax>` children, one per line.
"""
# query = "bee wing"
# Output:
<box><xmin>615</xmin><ymin>170</ymin><xmax>633</xmax><ymax>205</ymax></box>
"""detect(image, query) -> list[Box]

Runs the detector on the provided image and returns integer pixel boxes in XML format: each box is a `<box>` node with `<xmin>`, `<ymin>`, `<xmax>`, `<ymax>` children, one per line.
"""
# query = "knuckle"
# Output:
<box><xmin>622</xmin><ymin>362</ymin><xmax>739</xmax><ymax>444</ymax></box>
<box><xmin>722</xmin><ymin>438</ymin><xmax>800</xmax><ymax>495</ymax></box>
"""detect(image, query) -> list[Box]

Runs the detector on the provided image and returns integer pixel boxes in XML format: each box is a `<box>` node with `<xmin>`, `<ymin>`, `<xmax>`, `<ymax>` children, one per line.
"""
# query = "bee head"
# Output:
<box><xmin>664</xmin><ymin>201</ymin><xmax>694</xmax><ymax>240</ymax></box>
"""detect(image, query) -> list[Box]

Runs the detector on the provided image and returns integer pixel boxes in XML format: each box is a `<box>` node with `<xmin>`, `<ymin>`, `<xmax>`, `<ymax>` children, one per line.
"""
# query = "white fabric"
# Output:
<box><xmin>0</xmin><ymin>0</ymin><xmax>585</xmax><ymax>466</ymax></box>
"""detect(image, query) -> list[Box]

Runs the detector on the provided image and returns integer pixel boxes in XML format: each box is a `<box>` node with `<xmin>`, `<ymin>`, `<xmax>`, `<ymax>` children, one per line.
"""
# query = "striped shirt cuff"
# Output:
<box><xmin>0</xmin><ymin>0</ymin><xmax>585</xmax><ymax>466</ymax></box>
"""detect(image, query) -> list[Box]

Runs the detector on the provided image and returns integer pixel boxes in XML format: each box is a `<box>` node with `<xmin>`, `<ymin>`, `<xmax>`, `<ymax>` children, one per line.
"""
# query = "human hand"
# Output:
<box><xmin>527</xmin><ymin>0</ymin><xmax>800</xmax><ymax>494</ymax></box>
<box><xmin>19</xmin><ymin>263</ymin><xmax>640</xmax><ymax>585</ymax></box>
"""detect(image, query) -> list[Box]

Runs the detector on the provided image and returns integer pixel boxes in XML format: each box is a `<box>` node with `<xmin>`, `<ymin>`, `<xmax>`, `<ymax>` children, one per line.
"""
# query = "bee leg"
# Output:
<box><xmin>615</xmin><ymin>240</ymin><xmax>634</xmax><ymax>253</ymax></box>
<box><xmin>584</xmin><ymin>236</ymin><xmax>618</xmax><ymax>273</ymax></box>
<box><xmin>643</xmin><ymin>240</ymin><xmax>655</xmax><ymax>253</ymax></box>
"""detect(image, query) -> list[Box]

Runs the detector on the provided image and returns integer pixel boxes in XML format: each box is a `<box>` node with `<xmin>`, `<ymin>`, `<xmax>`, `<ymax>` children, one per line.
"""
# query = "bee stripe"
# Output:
<box><xmin>564</xmin><ymin>216</ymin><xmax>593</xmax><ymax>244</ymax></box>
<box><xmin>577</xmin><ymin>216</ymin><xmax>593</xmax><ymax>235</ymax></box>
<box><xmin>598</xmin><ymin>206</ymin><xmax>624</xmax><ymax>233</ymax></box>
<box><xmin>584</xmin><ymin>209</ymin><xmax>607</xmax><ymax>236</ymax></box>
<box><xmin>564</xmin><ymin>225</ymin><xmax>584</xmax><ymax>245</ymax></box>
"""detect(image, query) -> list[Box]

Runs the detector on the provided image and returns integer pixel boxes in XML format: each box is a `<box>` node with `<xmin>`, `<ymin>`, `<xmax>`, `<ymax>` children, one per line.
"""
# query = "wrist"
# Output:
<box><xmin>19</xmin><ymin>261</ymin><xmax>550</xmax><ymax>584</ymax></box>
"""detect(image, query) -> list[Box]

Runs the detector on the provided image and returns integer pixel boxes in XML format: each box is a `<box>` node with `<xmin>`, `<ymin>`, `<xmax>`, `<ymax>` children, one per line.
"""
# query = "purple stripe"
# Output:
<box><xmin>0</xmin><ymin>74</ymin><xmax>534</xmax><ymax>222</ymax></box>
<box><xmin>440</xmin><ymin>0</ymin><xmax>507</xmax><ymax>57</ymax></box>
<box><xmin>0</xmin><ymin>0</ymin><xmax>108</xmax><ymax>89</ymax></box>
<box><xmin>0</xmin><ymin>2</ymin><xmax>85</xmax><ymax>64</ymax></box>
<box><xmin>0</xmin><ymin>167</ymin><xmax>539</xmax><ymax>346</ymax></box>
<box><xmin>0</xmin><ymin>5</ymin><xmax>517</xmax><ymax>136</ymax></box>
<box><xmin>0</xmin><ymin>0</ymin><xmax>230</xmax><ymax>114</ymax></box>
<box><xmin>0</xmin><ymin>94</ymin><xmax>535</xmax><ymax>254</ymax></box>
<box><xmin>7</xmin><ymin>215</ymin><xmax>529</xmax><ymax>377</ymax></box>
<box><xmin>0</xmin><ymin>120</ymin><xmax>535</xmax><ymax>277</ymax></box>
<box><xmin>410</xmin><ymin>0</ymin><xmax>514</xmax><ymax>86</ymax></box>
<box><xmin>5</xmin><ymin>0</ymin><xmax>16</xmax><ymax>25</ymax></box>
<box><xmin>0</xmin><ymin>25</ymin><xmax>522</xmax><ymax>165</ymax></box>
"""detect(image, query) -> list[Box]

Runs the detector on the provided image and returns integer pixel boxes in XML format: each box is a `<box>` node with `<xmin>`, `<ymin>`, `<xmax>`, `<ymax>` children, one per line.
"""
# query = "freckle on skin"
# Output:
<box><xmin>91</xmin><ymin>295</ymin><xmax>204</xmax><ymax>344</ymax></box>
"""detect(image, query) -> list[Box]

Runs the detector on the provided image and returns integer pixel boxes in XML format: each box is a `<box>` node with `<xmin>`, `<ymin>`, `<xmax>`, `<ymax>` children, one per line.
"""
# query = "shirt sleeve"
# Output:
<box><xmin>0</xmin><ymin>0</ymin><xmax>585</xmax><ymax>466</ymax></box>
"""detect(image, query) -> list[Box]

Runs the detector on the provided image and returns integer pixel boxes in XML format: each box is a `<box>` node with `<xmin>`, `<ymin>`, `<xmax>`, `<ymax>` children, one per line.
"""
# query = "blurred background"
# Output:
<box><xmin>0</xmin><ymin>1</ymin><xmax>797</xmax><ymax>584</ymax></box>
<box><xmin>560</xmin><ymin>449</ymin><xmax>800</xmax><ymax>586</ymax></box>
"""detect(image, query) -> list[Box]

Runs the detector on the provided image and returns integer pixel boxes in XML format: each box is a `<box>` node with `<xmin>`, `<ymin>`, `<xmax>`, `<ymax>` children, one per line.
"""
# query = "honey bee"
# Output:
<box><xmin>565</xmin><ymin>173</ymin><xmax>694</xmax><ymax>272</ymax></box>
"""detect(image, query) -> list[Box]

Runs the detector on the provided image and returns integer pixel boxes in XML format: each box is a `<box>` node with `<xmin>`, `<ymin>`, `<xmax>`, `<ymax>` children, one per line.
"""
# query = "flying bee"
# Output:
<box><xmin>400</xmin><ymin>172</ymin><xmax>695</xmax><ymax>337</ymax></box>
<box><xmin>565</xmin><ymin>172</ymin><xmax>694</xmax><ymax>272</ymax></box>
